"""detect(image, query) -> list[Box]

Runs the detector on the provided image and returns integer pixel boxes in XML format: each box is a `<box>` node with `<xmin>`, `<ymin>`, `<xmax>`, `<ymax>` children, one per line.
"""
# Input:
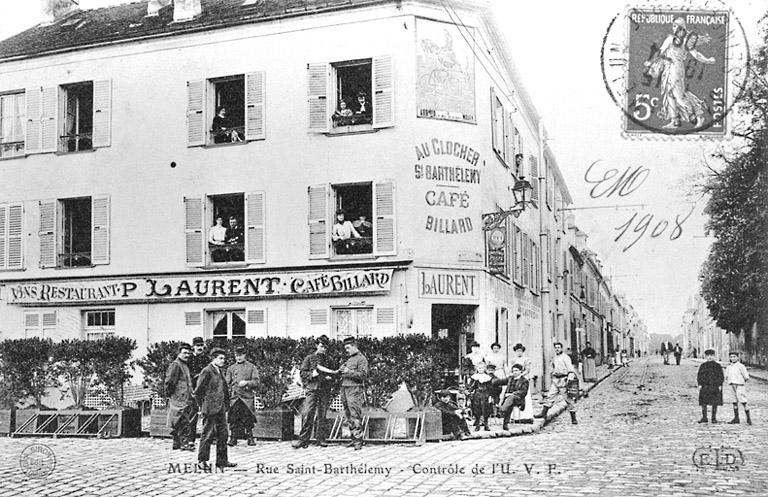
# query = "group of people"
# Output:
<box><xmin>660</xmin><ymin>342</ymin><xmax>684</xmax><ymax>365</ymax></box>
<box><xmin>332</xmin><ymin>92</ymin><xmax>371</xmax><ymax>126</ymax></box>
<box><xmin>332</xmin><ymin>210</ymin><xmax>373</xmax><ymax>255</ymax></box>
<box><xmin>208</xmin><ymin>215</ymin><xmax>244</xmax><ymax>262</ymax></box>
<box><xmin>696</xmin><ymin>350</ymin><xmax>753</xmax><ymax>425</ymax></box>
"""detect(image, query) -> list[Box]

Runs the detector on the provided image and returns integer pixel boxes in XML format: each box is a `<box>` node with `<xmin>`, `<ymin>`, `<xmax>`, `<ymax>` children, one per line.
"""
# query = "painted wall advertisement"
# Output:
<box><xmin>485</xmin><ymin>222</ymin><xmax>508</xmax><ymax>276</ymax></box>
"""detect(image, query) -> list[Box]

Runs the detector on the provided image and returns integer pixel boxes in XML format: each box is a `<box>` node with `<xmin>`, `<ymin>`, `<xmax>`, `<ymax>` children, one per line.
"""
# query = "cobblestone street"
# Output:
<box><xmin>2</xmin><ymin>356</ymin><xmax>766</xmax><ymax>497</ymax></box>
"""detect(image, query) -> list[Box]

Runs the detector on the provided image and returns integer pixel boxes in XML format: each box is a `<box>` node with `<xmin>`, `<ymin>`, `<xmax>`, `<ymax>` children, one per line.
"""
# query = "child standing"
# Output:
<box><xmin>697</xmin><ymin>349</ymin><xmax>724</xmax><ymax>424</ymax></box>
<box><xmin>725</xmin><ymin>351</ymin><xmax>752</xmax><ymax>425</ymax></box>
<box><xmin>468</xmin><ymin>363</ymin><xmax>493</xmax><ymax>431</ymax></box>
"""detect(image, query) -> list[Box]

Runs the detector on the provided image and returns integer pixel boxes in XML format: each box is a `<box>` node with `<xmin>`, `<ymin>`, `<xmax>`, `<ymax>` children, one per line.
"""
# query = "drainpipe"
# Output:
<box><xmin>538</xmin><ymin>119</ymin><xmax>550</xmax><ymax>393</ymax></box>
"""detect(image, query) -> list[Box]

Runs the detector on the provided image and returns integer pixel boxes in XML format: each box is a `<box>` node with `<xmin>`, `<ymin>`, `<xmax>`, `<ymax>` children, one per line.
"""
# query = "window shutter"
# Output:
<box><xmin>40</xmin><ymin>87</ymin><xmax>58</xmax><ymax>153</ymax></box>
<box><xmin>307</xmin><ymin>63</ymin><xmax>329</xmax><ymax>132</ymax></box>
<box><xmin>245</xmin><ymin>191</ymin><xmax>266</xmax><ymax>263</ymax></box>
<box><xmin>372</xmin><ymin>55</ymin><xmax>394</xmax><ymax>129</ymax></box>
<box><xmin>504</xmin><ymin>112</ymin><xmax>511</xmax><ymax>164</ymax></box>
<box><xmin>25</xmin><ymin>88</ymin><xmax>42</xmax><ymax>153</ymax></box>
<box><xmin>309</xmin><ymin>308</ymin><xmax>328</xmax><ymax>326</ymax></box>
<box><xmin>529</xmin><ymin>157</ymin><xmax>539</xmax><ymax>202</ymax></box>
<box><xmin>91</xmin><ymin>195</ymin><xmax>110</xmax><ymax>265</ymax></box>
<box><xmin>246</xmin><ymin>307</ymin><xmax>267</xmax><ymax>336</ymax></box>
<box><xmin>373</xmin><ymin>180</ymin><xmax>396</xmax><ymax>256</ymax></box>
<box><xmin>0</xmin><ymin>205</ymin><xmax>6</xmax><ymax>268</ymax></box>
<box><xmin>490</xmin><ymin>87</ymin><xmax>497</xmax><ymax>152</ymax></box>
<box><xmin>244</xmin><ymin>71</ymin><xmax>266</xmax><ymax>141</ymax></box>
<box><xmin>39</xmin><ymin>200</ymin><xmax>57</xmax><ymax>268</ymax></box>
<box><xmin>308</xmin><ymin>184</ymin><xmax>329</xmax><ymax>259</ymax></box>
<box><xmin>92</xmin><ymin>80</ymin><xmax>112</xmax><ymax>148</ymax></box>
<box><xmin>184</xmin><ymin>196</ymin><xmax>205</xmax><ymax>266</ymax></box>
<box><xmin>186</xmin><ymin>80</ymin><xmax>206</xmax><ymax>147</ymax></box>
<box><xmin>7</xmin><ymin>203</ymin><xmax>24</xmax><ymax>270</ymax></box>
<box><xmin>184</xmin><ymin>311</ymin><xmax>203</xmax><ymax>336</ymax></box>
<box><xmin>376</xmin><ymin>306</ymin><xmax>395</xmax><ymax>325</ymax></box>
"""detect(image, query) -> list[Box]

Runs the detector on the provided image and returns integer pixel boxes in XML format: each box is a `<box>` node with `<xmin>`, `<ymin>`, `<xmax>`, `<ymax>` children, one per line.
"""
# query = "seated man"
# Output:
<box><xmin>225</xmin><ymin>216</ymin><xmax>244</xmax><ymax>261</ymax></box>
<box><xmin>352</xmin><ymin>214</ymin><xmax>373</xmax><ymax>253</ymax></box>
<box><xmin>352</xmin><ymin>91</ymin><xmax>372</xmax><ymax>124</ymax></box>
<box><xmin>494</xmin><ymin>363</ymin><xmax>529</xmax><ymax>430</ymax></box>
<box><xmin>331</xmin><ymin>210</ymin><xmax>361</xmax><ymax>255</ymax></box>
<box><xmin>208</xmin><ymin>216</ymin><xmax>229</xmax><ymax>262</ymax></box>
<box><xmin>434</xmin><ymin>390</ymin><xmax>470</xmax><ymax>440</ymax></box>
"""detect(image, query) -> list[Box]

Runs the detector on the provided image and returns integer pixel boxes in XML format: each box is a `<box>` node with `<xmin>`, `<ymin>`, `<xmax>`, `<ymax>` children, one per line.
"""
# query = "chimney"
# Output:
<box><xmin>146</xmin><ymin>0</ymin><xmax>201</xmax><ymax>21</ymax></box>
<box><xmin>147</xmin><ymin>0</ymin><xmax>172</xmax><ymax>17</ymax></box>
<box><xmin>41</xmin><ymin>0</ymin><xmax>79</xmax><ymax>25</ymax></box>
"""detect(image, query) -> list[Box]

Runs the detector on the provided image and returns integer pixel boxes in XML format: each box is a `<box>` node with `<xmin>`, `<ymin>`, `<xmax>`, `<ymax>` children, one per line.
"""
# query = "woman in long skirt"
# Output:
<box><xmin>580</xmin><ymin>341</ymin><xmax>597</xmax><ymax>382</ymax></box>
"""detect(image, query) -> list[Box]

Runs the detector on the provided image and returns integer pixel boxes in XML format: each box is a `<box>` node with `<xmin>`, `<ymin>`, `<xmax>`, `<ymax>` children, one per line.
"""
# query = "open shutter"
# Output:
<box><xmin>7</xmin><ymin>203</ymin><xmax>24</xmax><ymax>270</ymax></box>
<box><xmin>246</xmin><ymin>307</ymin><xmax>267</xmax><ymax>337</ymax></box>
<box><xmin>184</xmin><ymin>196</ymin><xmax>205</xmax><ymax>266</ymax></box>
<box><xmin>0</xmin><ymin>205</ymin><xmax>6</xmax><ymax>268</ymax></box>
<box><xmin>373</xmin><ymin>180</ymin><xmax>396</xmax><ymax>256</ymax></box>
<box><xmin>372</xmin><ymin>55</ymin><xmax>394</xmax><ymax>129</ymax></box>
<box><xmin>25</xmin><ymin>88</ymin><xmax>42</xmax><ymax>153</ymax></box>
<box><xmin>39</xmin><ymin>200</ymin><xmax>57</xmax><ymax>268</ymax></box>
<box><xmin>308</xmin><ymin>184</ymin><xmax>329</xmax><ymax>259</ymax></box>
<box><xmin>186</xmin><ymin>80</ymin><xmax>206</xmax><ymax>147</ymax></box>
<box><xmin>91</xmin><ymin>195</ymin><xmax>110</xmax><ymax>265</ymax></box>
<box><xmin>307</xmin><ymin>63</ymin><xmax>329</xmax><ymax>132</ymax></box>
<box><xmin>490</xmin><ymin>87</ymin><xmax>497</xmax><ymax>152</ymax></box>
<box><xmin>245</xmin><ymin>191</ymin><xmax>266</xmax><ymax>263</ymax></box>
<box><xmin>245</xmin><ymin>71</ymin><xmax>266</xmax><ymax>141</ymax></box>
<box><xmin>40</xmin><ymin>87</ymin><xmax>58</xmax><ymax>153</ymax></box>
<box><xmin>529</xmin><ymin>157</ymin><xmax>539</xmax><ymax>202</ymax></box>
<box><xmin>92</xmin><ymin>80</ymin><xmax>112</xmax><ymax>148</ymax></box>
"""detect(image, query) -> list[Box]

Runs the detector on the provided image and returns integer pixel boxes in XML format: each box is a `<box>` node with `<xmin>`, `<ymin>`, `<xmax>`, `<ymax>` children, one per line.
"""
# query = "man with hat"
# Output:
<box><xmin>293</xmin><ymin>335</ymin><xmax>338</xmax><ymax>449</ymax></box>
<box><xmin>340</xmin><ymin>337</ymin><xmax>368</xmax><ymax>450</ymax></box>
<box><xmin>164</xmin><ymin>343</ymin><xmax>195</xmax><ymax>450</ymax></box>
<box><xmin>194</xmin><ymin>348</ymin><xmax>236</xmax><ymax>468</ymax></box>
<box><xmin>187</xmin><ymin>337</ymin><xmax>208</xmax><ymax>446</ymax></box>
<box><xmin>226</xmin><ymin>345</ymin><xmax>259</xmax><ymax>446</ymax></box>
<box><xmin>434</xmin><ymin>390</ymin><xmax>470</xmax><ymax>440</ymax></box>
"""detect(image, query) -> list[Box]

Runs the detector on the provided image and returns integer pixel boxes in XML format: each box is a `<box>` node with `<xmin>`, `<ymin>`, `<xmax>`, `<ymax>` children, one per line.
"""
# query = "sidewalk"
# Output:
<box><xmin>689</xmin><ymin>357</ymin><xmax>768</xmax><ymax>383</ymax></box>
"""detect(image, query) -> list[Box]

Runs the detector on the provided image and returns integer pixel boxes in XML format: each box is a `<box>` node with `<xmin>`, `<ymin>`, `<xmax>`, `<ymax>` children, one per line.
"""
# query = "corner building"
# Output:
<box><xmin>0</xmin><ymin>0</ymin><xmax>566</xmax><ymax>388</ymax></box>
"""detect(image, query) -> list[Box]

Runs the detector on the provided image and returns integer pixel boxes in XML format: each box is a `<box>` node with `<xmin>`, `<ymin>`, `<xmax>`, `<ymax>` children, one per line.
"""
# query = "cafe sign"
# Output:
<box><xmin>2</xmin><ymin>269</ymin><xmax>393</xmax><ymax>306</ymax></box>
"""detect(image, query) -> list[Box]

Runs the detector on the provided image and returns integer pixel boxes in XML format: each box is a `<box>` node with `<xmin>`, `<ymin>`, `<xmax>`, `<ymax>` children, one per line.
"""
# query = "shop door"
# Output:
<box><xmin>431</xmin><ymin>304</ymin><xmax>477</xmax><ymax>377</ymax></box>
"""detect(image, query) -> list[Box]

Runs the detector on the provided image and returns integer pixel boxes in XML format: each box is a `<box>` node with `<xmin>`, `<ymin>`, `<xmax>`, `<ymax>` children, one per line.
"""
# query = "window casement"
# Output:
<box><xmin>83</xmin><ymin>309</ymin><xmax>115</xmax><ymax>340</ymax></box>
<box><xmin>0</xmin><ymin>202</ymin><xmax>24</xmax><ymax>270</ymax></box>
<box><xmin>0</xmin><ymin>91</ymin><xmax>25</xmax><ymax>158</ymax></box>
<box><xmin>332</xmin><ymin>306</ymin><xmax>373</xmax><ymax>339</ymax></box>
<box><xmin>184</xmin><ymin>191</ymin><xmax>265</xmax><ymax>267</ymax></box>
<box><xmin>307</xmin><ymin>56</ymin><xmax>394</xmax><ymax>133</ymax></box>
<box><xmin>209</xmin><ymin>309</ymin><xmax>246</xmax><ymax>339</ymax></box>
<box><xmin>490</xmin><ymin>87</ymin><xmax>516</xmax><ymax>168</ymax></box>
<box><xmin>307</xmin><ymin>181</ymin><xmax>395</xmax><ymax>259</ymax></box>
<box><xmin>38</xmin><ymin>195</ymin><xmax>109</xmax><ymax>268</ymax></box>
<box><xmin>186</xmin><ymin>72</ymin><xmax>265</xmax><ymax>147</ymax></box>
<box><xmin>513</xmin><ymin>128</ymin><xmax>523</xmax><ymax>176</ymax></box>
<box><xmin>24</xmin><ymin>310</ymin><xmax>57</xmax><ymax>338</ymax></box>
<box><xmin>25</xmin><ymin>80</ymin><xmax>110</xmax><ymax>155</ymax></box>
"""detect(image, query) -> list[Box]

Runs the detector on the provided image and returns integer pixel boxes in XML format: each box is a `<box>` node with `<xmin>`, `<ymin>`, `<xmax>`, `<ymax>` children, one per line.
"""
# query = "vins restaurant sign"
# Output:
<box><xmin>3</xmin><ymin>269</ymin><xmax>393</xmax><ymax>306</ymax></box>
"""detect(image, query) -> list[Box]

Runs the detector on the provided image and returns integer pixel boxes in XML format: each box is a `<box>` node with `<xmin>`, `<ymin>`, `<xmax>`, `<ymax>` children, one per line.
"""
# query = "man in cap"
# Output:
<box><xmin>340</xmin><ymin>337</ymin><xmax>368</xmax><ymax>450</ymax></box>
<box><xmin>187</xmin><ymin>337</ymin><xmax>208</xmax><ymax>446</ymax></box>
<box><xmin>194</xmin><ymin>348</ymin><xmax>236</xmax><ymax>468</ymax></box>
<box><xmin>293</xmin><ymin>335</ymin><xmax>338</xmax><ymax>449</ymax></box>
<box><xmin>535</xmin><ymin>342</ymin><xmax>578</xmax><ymax>424</ymax></box>
<box><xmin>164</xmin><ymin>343</ymin><xmax>195</xmax><ymax>450</ymax></box>
<box><xmin>226</xmin><ymin>345</ymin><xmax>259</xmax><ymax>446</ymax></box>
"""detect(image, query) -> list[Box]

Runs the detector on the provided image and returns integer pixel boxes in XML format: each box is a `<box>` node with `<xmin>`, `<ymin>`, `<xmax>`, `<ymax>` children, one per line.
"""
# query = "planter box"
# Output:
<box><xmin>416</xmin><ymin>408</ymin><xmax>445</xmax><ymax>442</ymax></box>
<box><xmin>254</xmin><ymin>408</ymin><xmax>294</xmax><ymax>440</ymax></box>
<box><xmin>97</xmin><ymin>409</ymin><xmax>141</xmax><ymax>438</ymax></box>
<box><xmin>364</xmin><ymin>408</ymin><xmax>389</xmax><ymax>440</ymax></box>
<box><xmin>14</xmin><ymin>410</ymin><xmax>38</xmax><ymax>434</ymax></box>
<box><xmin>149</xmin><ymin>408</ymin><xmax>172</xmax><ymax>438</ymax></box>
<box><xmin>0</xmin><ymin>409</ymin><xmax>15</xmax><ymax>435</ymax></box>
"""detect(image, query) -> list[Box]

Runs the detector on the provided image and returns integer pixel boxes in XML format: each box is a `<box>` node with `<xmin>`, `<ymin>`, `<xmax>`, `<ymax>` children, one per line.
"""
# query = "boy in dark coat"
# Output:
<box><xmin>697</xmin><ymin>349</ymin><xmax>724</xmax><ymax>424</ymax></box>
<box><xmin>468</xmin><ymin>362</ymin><xmax>493</xmax><ymax>431</ymax></box>
<box><xmin>434</xmin><ymin>390</ymin><xmax>470</xmax><ymax>440</ymax></box>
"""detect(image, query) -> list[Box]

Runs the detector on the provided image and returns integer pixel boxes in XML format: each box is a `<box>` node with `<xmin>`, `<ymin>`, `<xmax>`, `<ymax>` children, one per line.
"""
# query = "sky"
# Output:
<box><xmin>1</xmin><ymin>0</ymin><xmax>765</xmax><ymax>337</ymax></box>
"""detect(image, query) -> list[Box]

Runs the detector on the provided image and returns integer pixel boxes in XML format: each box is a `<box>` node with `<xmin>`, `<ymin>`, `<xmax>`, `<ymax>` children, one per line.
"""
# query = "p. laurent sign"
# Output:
<box><xmin>3</xmin><ymin>269</ymin><xmax>393</xmax><ymax>306</ymax></box>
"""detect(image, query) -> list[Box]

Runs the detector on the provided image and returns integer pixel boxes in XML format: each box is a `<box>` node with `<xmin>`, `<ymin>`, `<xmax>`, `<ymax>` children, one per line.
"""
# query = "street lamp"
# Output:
<box><xmin>482</xmin><ymin>175</ymin><xmax>537</xmax><ymax>230</ymax></box>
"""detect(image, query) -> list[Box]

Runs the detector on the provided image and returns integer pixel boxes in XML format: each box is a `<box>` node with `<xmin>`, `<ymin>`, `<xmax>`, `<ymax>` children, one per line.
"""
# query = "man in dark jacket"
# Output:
<box><xmin>434</xmin><ymin>390</ymin><xmax>470</xmax><ymax>440</ymax></box>
<box><xmin>187</xmin><ymin>337</ymin><xmax>208</xmax><ymax>446</ymax></box>
<box><xmin>293</xmin><ymin>335</ymin><xmax>337</xmax><ymax>449</ymax></box>
<box><xmin>164</xmin><ymin>343</ymin><xmax>195</xmax><ymax>451</ymax></box>
<box><xmin>495</xmin><ymin>363</ymin><xmax>530</xmax><ymax>430</ymax></box>
<box><xmin>340</xmin><ymin>337</ymin><xmax>368</xmax><ymax>450</ymax></box>
<box><xmin>194</xmin><ymin>348</ymin><xmax>236</xmax><ymax>468</ymax></box>
<box><xmin>225</xmin><ymin>345</ymin><xmax>259</xmax><ymax>446</ymax></box>
<box><xmin>674</xmin><ymin>343</ymin><xmax>683</xmax><ymax>365</ymax></box>
<box><xmin>697</xmin><ymin>349</ymin><xmax>724</xmax><ymax>424</ymax></box>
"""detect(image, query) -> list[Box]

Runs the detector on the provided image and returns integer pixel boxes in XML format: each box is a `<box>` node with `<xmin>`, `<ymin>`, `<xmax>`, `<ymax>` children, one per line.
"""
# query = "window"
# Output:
<box><xmin>61</xmin><ymin>82</ymin><xmax>93</xmax><ymax>152</ymax></box>
<box><xmin>491</xmin><ymin>89</ymin><xmax>504</xmax><ymax>160</ymax></box>
<box><xmin>333</xmin><ymin>307</ymin><xmax>373</xmax><ymax>339</ymax></box>
<box><xmin>521</xmin><ymin>233</ymin><xmax>529</xmax><ymax>287</ymax></box>
<box><xmin>186</xmin><ymin>72</ymin><xmax>265</xmax><ymax>147</ymax></box>
<box><xmin>209</xmin><ymin>309</ymin><xmax>246</xmax><ymax>339</ymax></box>
<box><xmin>184</xmin><ymin>191</ymin><xmax>265</xmax><ymax>266</ymax></box>
<box><xmin>24</xmin><ymin>311</ymin><xmax>56</xmax><ymax>338</ymax></box>
<box><xmin>0</xmin><ymin>92</ymin><xmax>25</xmax><ymax>158</ymax></box>
<box><xmin>307</xmin><ymin>56</ymin><xmax>393</xmax><ymax>133</ymax></box>
<box><xmin>308</xmin><ymin>181</ymin><xmax>395</xmax><ymax>259</ymax></box>
<box><xmin>39</xmin><ymin>196</ymin><xmax>110</xmax><ymax>268</ymax></box>
<box><xmin>0</xmin><ymin>203</ymin><xmax>23</xmax><ymax>270</ymax></box>
<box><xmin>83</xmin><ymin>309</ymin><xmax>115</xmax><ymax>340</ymax></box>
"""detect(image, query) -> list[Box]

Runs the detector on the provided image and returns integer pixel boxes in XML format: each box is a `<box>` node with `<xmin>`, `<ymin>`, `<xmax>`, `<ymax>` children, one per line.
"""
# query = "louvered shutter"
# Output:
<box><xmin>372</xmin><ymin>55</ymin><xmax>394</xmax><ymax>128</ymax></box>
<box><xmin>25</xmin><ymin>88</ymin><xmax>42</xmax><ymax>153</ymax></box>
<box><xmin>373</xmin><ymin>180</ymin><xmax>396</xmax><ymax>256</ymax></box>
<box><xmin>91</xmin><ymin>195</ymin><xmax>110</xmax><ymax>265</ymax></box>
<box><xmin>490</xmin><ymin>87</ymin><xmax>497</xmax><ymax>152</ymax></box>
<box><xmin>529</xmin><ymin>157</ymin><xmax>539</xmax><ymax>202</ymax></box>
<box><xmin>307</xmin><ymin>63</ymin><xmax>329</xmax><ymax>132</ymax></box>
<box><xmin>245</xmin><ymin>72</ymin><xmax>266</xmax><ymax>141</ymax></box>
<box><xmin>39</xmin><ymin>200</ymin><xmax>57</xmax><ymax>268</ymax></box>
<box><xmin>0</xmin><ymin>205</ymin><xmax>6</xmax><ymax>268</ymax></box>
<box><xmin>184</xmin><ymin>196</ymin><xmax>205</xmax><ymax>266</ymax></box>
<box><xmin>246</xmin><ymin>307</ymin><xmax>267</xmax><ymax>337</ymax></box>
<box><xmin>245</xmin><ymin>191</ymin><xmax>265</xmax><ymax>263</ymax></box>
<box><xmin>308</xmin><ymin>184</ymin><xmax>329</xmax><ymax>259</ymax></box>
<box><xmin>92</xmin><ymin>80</ymin><xmax>112</xmax><ymax>148</ymax></box>
<box><xmin>40</xmin><ymin>87</ymin><xmax>58</xmax><ymax>153</ymax></box>
<box><xmin>186</xmin><ymin>80</ymin><xmax>206</xmax><ymax>147</ymax></box>
<box><xmin>184</xmin><ymin>311</ymin><xmax>203</xmax><ymax>336</ymax></box>
<box><xmin>7</xmin><ymin>203</ymin><xmax>24</xmax><ymax>269</ymax></box>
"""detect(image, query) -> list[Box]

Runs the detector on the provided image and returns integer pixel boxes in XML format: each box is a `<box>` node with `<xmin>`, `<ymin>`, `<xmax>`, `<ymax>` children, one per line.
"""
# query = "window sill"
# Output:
<box><xmin>328</xmin><ymin>124</ymin><xmax>376</xmax><ymax>136</ymax></box>
<box><xmin>330</xmin><ymin>253</ymin><xmax>377</xmax><ymax>261</ymax></box>
<box><xmin>55</xmin><ymin>149</ymin><xmax>96</xmax><ymax>156</ymax></box>
<box><xmin>202</xmin><ymin>262</ymin><xmax>249</xmax><ymax>270</ymax></box>
<box><xmin>203</xmin><ymin>141</ymin><xmax>250</xmax><ymax>149</ymax></box>
<box><xmin>493</xmin><ymin>150</ymin><xmax>510</xmax><ymax>169</ymax></box>
<box><xmin>53</xmin><ymin>265</ymin><xmax>96</xmax><ymax>270</ymax></box>
<box><xmin>0</xmin><ymin>153</ymin><xmax>26</xmax><ymax>162</ymax></box>
<box><xmin>0</xmin><ymin>267</ymin><xmax>26</xmax><ymax>272</ymax></box>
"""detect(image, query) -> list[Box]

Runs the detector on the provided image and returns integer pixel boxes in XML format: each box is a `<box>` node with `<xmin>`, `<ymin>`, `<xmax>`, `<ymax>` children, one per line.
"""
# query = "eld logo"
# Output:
<box><xmin>692</xmin><ymin>446</ymin><xmax>744</xmax><ymax>471</ymax></box>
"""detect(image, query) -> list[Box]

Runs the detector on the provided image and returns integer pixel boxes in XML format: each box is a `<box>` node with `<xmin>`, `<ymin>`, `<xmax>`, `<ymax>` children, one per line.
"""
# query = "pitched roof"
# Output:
<box><xmin>0</xmin><ymin>0</ymin><xmax>390</xmax><ymax>62</ymax></box>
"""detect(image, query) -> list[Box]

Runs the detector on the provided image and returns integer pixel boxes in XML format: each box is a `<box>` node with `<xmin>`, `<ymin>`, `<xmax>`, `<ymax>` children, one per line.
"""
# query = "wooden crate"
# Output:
<box><xmin>0</xmin><ymin>409</ymin><xmax>15</xmax><ymax>435</ymax></box>
<box><xmin>254</xmin><ymin>408</ymin><xmax>294</xmax><ymax>440</ymax></box>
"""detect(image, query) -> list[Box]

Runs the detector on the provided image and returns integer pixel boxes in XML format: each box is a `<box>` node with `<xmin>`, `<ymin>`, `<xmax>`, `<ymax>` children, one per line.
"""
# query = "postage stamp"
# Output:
<box><xmin>19</xmin><ymin>443</ymin><xmax>56</xmax><ymax>479</ymax></box>
<box><xmin>601</xmin><ymin>4</ymin><xmax>750</xmax><ymax>137</ymax></box>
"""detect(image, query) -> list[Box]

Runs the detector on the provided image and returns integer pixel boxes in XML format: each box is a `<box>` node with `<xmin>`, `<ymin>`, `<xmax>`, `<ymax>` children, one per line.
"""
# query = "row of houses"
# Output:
<box><xmin>0</xmin><ymin>0</ymin><xmax>647</xmax><ymax>392</ymax></box>
<box><xmin>681</xmin><ymin>293</ymin><xmax>729</xmax><ymax>361</ymax></box>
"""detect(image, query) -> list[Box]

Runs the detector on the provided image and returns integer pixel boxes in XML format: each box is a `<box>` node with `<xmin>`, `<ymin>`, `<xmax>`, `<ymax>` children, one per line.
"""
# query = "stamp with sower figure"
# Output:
<box><xmin>601</xmin><ymin>2</ymin><xmax>750</xmax><ymax>137</ymax></box>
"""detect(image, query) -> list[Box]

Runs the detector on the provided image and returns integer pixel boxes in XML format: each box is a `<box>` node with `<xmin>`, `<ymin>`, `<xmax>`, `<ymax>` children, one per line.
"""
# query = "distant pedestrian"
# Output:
<box><xmin>339</xmin><ymin>337</ymin><xmax>368</xmax><ymax>450</ymax></box>
<box><xmin>621</xmin><ymin>349</ymin><xmax>629</xmax><ymax>367</ymax></box>
<box><xmin>293</xmin><ymin>335</ymin><xmax>337</xmax><ymax>449</ymax></box>
<box><xmin>225</xmin><ymin>345</ymin><xmax>259</xmax><ymax>446</ymax></box>
<box><xmin>581</xmin><ymin>341</ymin><xmax>597</xmax><ymax>382</ymax></box>
<box><xmin>696</xmin><ymin>349</ymin><xmax>724</xmax><ymax>424</ymax></box>
<box><xmin>725</xmin><ymin>352</ymin><xmax>752</xmax><ymax>425</ymax></box>
<box><xmin>164</xmin><ymin>343</ymin><xmax>195</xmax><ymax>451</ymax></box>
<box><xmin>195</xmin><ymin>348</ymin><xmax>236</xmax><ymax>468</ymax></box>
<box><xmin>535</xmin><ymin>342</ymin><xmax>578</xmax><ymax>424</ymax></box>
<box><xmin>674</xmin><ymin>343</ymin><xmax>683</xmax><ymax>365</ymax></box>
